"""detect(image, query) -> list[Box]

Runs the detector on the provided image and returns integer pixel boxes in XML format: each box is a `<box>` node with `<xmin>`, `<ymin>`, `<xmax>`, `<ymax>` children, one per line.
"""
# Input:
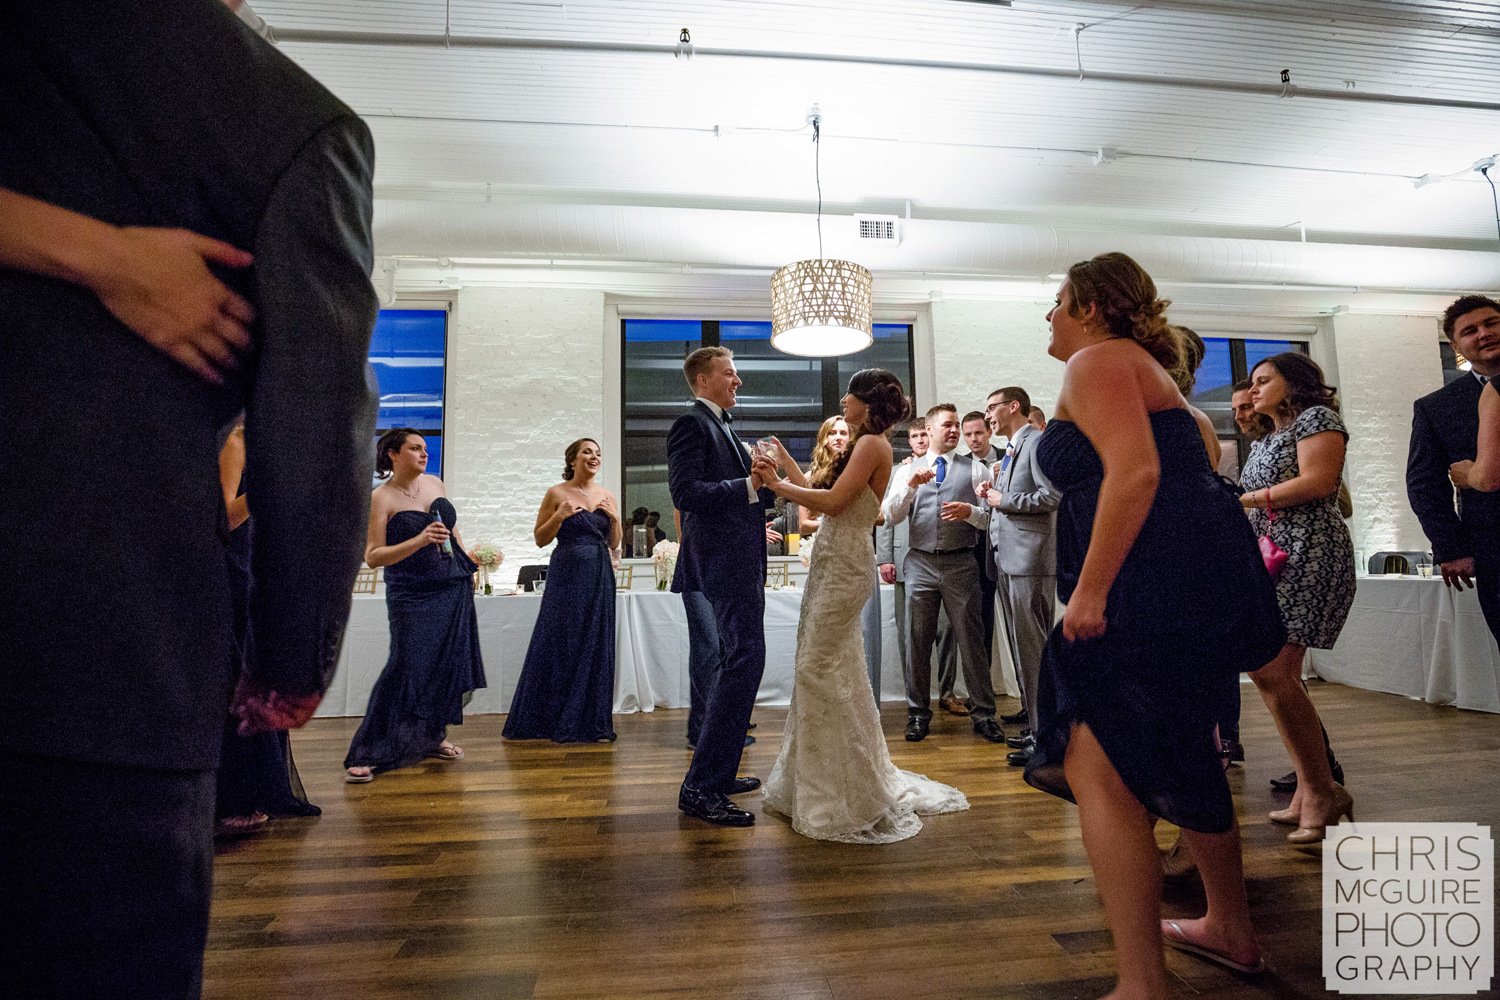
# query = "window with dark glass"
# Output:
<box><xmin>622</xmin><ymin>319</ymin><xmax>915</xmax><ymax>538</ymax></box>
<box><xmin>1185</xmin><ymin>336</ymin><xmax>1308</xmax><ymax>481</ymax></box>
<box><xmin>369</xmin><ymin>308</ymin><xmax>447</xmax><ymax>477</ymax></box>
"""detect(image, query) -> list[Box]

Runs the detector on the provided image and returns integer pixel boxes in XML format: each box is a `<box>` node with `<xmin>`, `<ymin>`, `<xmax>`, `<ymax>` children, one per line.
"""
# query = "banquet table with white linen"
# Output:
<box><xmin>317</xmin><ymin>587</ymin><xmax>920</xmax><ymax>717</ymax></box>
<box><xmin>1307</xmin><ymin>575</ymin><xmax>1500</xmax><ymax>714</ymax></box>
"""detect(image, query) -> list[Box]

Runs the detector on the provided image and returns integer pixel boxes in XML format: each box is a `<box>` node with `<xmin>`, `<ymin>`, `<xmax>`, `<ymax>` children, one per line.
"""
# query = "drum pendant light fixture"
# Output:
<box><xmin>770</xmin><ymin>110</ymin><xmax>873</xmax><ymax>357</ymax></box>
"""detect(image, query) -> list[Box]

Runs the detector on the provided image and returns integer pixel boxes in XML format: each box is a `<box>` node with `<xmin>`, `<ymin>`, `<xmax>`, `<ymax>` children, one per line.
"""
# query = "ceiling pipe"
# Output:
<box><xmin>273</xmin><ymin>28</ymin><xmax>1500</xmax><ymax>115</ymax></box>
<box><xmin>371</xmin><ymin>200</ymin><xmax>1500</xmax><ymax>294</ymax></box>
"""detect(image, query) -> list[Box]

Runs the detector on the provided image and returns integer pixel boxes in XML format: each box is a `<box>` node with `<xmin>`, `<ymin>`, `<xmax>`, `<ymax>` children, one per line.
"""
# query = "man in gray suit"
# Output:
<box><xmin>884</xmin><ymin>405</ymin><xmax>1004</xmax><ymax>744</ymax></box>
<box><xmin>980</xmin><ymin>387</ymin><xmax>1060</xmax><ymax>767</ymax></box>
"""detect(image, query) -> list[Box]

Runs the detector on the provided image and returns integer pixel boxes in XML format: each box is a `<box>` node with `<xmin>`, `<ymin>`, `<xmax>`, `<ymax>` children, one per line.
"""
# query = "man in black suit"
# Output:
<box><xmin>1408</xmin><ymin>294</ymin><xmax>1500</xmax><ymax>641</ymax></box>
<box><xmin>0</xmin><ymin>4</ymin><xmax>378</xmax><ymax>996</ymax></box>
<box><xmin>668</xmin><ymin>347</ymin><xmax>775</xmax><ymax>826</ymax></box>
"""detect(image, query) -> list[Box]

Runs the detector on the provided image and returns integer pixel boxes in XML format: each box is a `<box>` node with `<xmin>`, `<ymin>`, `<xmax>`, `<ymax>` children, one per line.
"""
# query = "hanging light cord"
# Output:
<box><xmin>1484</xmin><ymin>165</ymin><xmax>1500</xmax><ymax>243</ymax></box>
<box><xmin>812</xmin><ymin>116</ymin><xmax>823</xmax><ymax>258</ymax></box>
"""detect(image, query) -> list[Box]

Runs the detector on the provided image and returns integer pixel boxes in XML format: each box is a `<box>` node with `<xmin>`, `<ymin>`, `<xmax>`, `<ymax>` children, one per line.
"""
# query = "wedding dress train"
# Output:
<box><xmin>764</xmin><ymin>487</ymin><xmax>968</xmax><ymax>843</ymax></box>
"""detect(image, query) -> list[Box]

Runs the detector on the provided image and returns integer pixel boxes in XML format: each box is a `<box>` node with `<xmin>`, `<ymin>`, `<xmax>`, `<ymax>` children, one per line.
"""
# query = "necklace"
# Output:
<box><xmin>392</xmin><ymin>480</ymin><xmax>421</xmax><ymax>500</ymax></box>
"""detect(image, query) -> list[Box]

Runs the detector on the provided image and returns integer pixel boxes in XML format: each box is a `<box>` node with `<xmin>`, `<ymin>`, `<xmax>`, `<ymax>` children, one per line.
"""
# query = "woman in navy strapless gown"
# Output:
<box><xmin>344</xmin><ymin>429</ymin><xmax>486</xmax><ymax>782</ymax></box>
<box><xmin>1025</xmin><ymin>254</ymin><xmax>1284</xmax><ymax>994</ymax></box>
<box><xmin>504</xmin><ymin>438</ymin><xmax>622</xmax><ymax>743</ymax></box>
<box><xmin>215</xmin><ymin>422</ymin><xmax>320</xmax><ymax>833</ymax></box>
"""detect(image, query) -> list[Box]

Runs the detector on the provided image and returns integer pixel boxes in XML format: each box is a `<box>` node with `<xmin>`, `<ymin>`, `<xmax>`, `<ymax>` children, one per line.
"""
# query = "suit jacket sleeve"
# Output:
<box><xmin>874</xmin><ymin>515</ymin><xmax>894</xmax><ymax>563</ymax></box>
<box><xmin>667</xmin><ymin>413</ymin><xmax>760</xmax><ymax>513</ymax></box>
<box><xmin>1406</xmin><ymin>398</ymin><xmax>1466</xmax><ymax>563</ymax></box>
<box><xmin>242</xmin><ymin>117</ymin><xmax>379</xmax><ymax>704</ymax></box>
<box><xmin>997</xmin><ymin>437</ymin><xmax>1061</xmax><ymax>515</ymax></box>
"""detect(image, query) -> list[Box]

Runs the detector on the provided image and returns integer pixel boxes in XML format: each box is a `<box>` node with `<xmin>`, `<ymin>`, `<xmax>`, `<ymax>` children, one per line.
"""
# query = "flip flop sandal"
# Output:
<box><xmin>345</xmin><ymin>767</ymin><xmax>375</xmax><ymax>783</ymax></box>
<box><xmin>1163</xmin><ymin>920</ymin><xmax>1267</xmax><ymax>974</ymax></box>
<box><xmin>426</xmin><ymin>745</ymin><xmax>464</xmax><ymax>761</ymax></box>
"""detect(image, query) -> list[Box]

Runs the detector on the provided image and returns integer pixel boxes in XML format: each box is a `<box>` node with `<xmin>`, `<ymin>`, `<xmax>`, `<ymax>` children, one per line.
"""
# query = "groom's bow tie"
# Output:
<box><xmin>720</xmin><ymin>409</ymin><xmax>734</xmax><ymax>424</ymax></box>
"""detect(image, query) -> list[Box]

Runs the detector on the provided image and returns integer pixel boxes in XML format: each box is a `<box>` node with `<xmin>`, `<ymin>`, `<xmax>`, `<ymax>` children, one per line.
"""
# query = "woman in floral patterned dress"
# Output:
<box><xmin>1240</xmin><ymin>353</ymin><xmax>1356</xmax><ymax>844</ymax></box>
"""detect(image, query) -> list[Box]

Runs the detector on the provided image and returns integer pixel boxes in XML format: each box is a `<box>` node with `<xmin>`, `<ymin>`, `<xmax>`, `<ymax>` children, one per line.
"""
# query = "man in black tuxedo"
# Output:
<box><xmin>0</xmin><ymin>3</ymin><xmax>377</xmax><ymax>996</ymax></box>
<box><xmin>668</xmin><ymin>347</ymin><xmax>774</xmax><ymax>826</ymax></box>
<box><xmin>1408</xmin><ymin>294</ymin><xmax>1500</xmax><ymax>641</ymax></box>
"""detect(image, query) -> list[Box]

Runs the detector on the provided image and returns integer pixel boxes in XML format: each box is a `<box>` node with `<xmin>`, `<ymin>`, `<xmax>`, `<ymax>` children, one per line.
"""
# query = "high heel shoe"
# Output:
<box><xmin>1268</xmin><ymin>806</ymin><xmax>1299</xmax><ymax>826</ymax></box>
<box><xmin>1288</xmin><ymin>787</ymin><xmax>1354</xmax><ymax>845</ymax></box>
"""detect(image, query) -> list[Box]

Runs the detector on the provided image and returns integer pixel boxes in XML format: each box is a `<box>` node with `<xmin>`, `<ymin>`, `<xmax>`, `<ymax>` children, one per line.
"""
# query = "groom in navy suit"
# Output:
<box><xmin>668</xmin><ymin>347</ymin><xmax>775</xmax><ymax>826</ymax></box>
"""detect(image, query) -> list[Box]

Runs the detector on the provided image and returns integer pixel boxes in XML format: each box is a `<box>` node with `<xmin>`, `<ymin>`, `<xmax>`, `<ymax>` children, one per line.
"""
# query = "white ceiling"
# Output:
<box><xmin>251</xmin><ymin>0</ymin><xmax>1500</xmax><ymax>309</ymax></box>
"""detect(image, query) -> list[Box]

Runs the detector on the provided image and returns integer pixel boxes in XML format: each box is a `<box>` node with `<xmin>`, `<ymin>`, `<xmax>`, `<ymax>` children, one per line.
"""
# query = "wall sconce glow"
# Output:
<box><xmin>770</xmin><ymin>258</ymin><xmax>873</xmax><ymax>356</ymax></box>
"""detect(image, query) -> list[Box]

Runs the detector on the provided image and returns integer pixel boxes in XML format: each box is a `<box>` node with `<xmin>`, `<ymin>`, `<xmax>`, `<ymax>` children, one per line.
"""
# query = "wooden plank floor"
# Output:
<box><xmin>204</xmin><ymin>682</ymin><xmax>1500</xmax><ymax>999</ymax></box>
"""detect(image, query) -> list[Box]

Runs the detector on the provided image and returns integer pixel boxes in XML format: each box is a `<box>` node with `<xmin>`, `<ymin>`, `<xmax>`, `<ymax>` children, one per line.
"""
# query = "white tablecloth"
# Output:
<box><xmin>1307</xmin><ymin>576</ymin><xmax>1500</xmax><ymax>714</ymax></box>
<box><xmin>318</xmin><ymin>587</ymin><xmax>914</xmax><ymax>717</ymax></box>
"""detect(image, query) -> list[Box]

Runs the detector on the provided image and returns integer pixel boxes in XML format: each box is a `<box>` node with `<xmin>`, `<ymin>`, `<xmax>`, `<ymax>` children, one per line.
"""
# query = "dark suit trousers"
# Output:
<box><xmin>684</xmin><ymin>589</ymin><xmax>766</xmax><ymax>792</ymax></box>
<box><xmin>683</xmin><ymin>589</ymin><xmax>722</xmax><ymax>744</ymax></box>
<box><xmin>1</xmin><ymin>754</ymin><xmax>216</xmax><ymax>1000</ymax></box>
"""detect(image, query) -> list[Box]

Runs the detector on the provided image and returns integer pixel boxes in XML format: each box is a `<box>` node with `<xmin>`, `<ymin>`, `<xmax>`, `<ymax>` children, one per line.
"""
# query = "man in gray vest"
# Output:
<box><xmin>884</xmin><ymin>404</ymin><xmax>1003</xmax><ymax>743</ymax></box>
<box><xmin>980</xmin><ymin>387</ymin><xmax>1060</xmax><ymax>767</ymax></box>
<box><xmin>876</xmin><ymin>417</ymin><xmax>961</xmax><ymax>709</ymax></box>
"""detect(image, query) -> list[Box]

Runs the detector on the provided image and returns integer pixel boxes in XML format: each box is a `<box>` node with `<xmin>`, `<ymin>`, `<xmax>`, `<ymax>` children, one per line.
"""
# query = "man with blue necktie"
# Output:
<box><xmin>884</xmin><ymin>404</ymin><xmax>1004</xmax><ymax>744</ymax></box>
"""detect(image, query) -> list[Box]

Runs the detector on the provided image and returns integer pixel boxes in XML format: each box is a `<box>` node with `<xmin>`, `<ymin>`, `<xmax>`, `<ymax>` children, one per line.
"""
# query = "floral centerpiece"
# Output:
<box><xmin>651</xmin><ymin>539</ymin><xmax>680</xmax><ymax>590</ymax></box>
<box><xmin>470</xmin><ymin>543</ymin><xmax>504</xmax><ymax>595</ymax></box>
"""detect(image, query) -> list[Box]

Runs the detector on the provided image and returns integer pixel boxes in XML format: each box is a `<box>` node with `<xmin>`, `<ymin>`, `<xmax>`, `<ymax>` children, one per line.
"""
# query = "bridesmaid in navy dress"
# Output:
<box><xmin>215</xmin><ymin>421</ymin><xmax>320</xmax><ymax>833</ymax></box>
<box><xmin>504</xmin><ymin>438</ymin><xmax>622</xmax><ymax>743</ymax></box>
<box><xmin>1024</xmin><ymin>254</ymin><xmax>1284</xmax><ymax>994</ymax></box>
<box><xmin>345</xmin><ymin>429</ymin><xmax>486</xmax><ymax>782</ymax></box>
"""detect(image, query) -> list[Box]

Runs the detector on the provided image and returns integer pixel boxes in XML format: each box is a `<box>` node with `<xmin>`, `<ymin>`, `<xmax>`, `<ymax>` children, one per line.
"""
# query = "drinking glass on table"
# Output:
<box><xmin>1417</xmin><ymin>555</ymin><xmax>1433</xmax><ymax>578</ymax></box>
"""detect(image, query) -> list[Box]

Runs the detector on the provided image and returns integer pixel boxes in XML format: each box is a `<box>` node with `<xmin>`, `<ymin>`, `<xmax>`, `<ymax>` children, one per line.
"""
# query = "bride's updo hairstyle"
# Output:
<box><xmin>375</xmin><ymin>427</ymin><xmax>420</xmax><ymax>480</ymax></box>
<box><xmin>1066</xmin><ymin>252</ymin><xmax>1182</xmax><ymax>373</ymax></box>
<box><xmin>814</xmin><ymin>368</ymin><xmax>912</xmax><ymax>488</ymax></box>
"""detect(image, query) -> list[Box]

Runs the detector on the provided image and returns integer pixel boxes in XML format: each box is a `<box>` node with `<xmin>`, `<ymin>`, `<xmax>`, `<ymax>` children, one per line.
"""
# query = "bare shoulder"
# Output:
<box><xmin>370</xmin><ymin>483</ymin><xmax>396</xmax><ymax>517</ymax></box>
<box><xmin>423</xmin><ymin>474</ymin><xmax>447</xmax><ymax>496</ymax></box>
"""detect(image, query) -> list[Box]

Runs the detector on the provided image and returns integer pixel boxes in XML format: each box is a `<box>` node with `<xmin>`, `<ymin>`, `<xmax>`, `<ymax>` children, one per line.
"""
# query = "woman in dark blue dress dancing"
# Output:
<box><xmin>504</xmin><ymin>438</ymin><xmax>622</xmax><ymax>743</ymax></box>
<box><xmin>215</xmin><ymin>421</ymin><xmax>320</xmax><ymax>833</ymax></box>
<box><xmin>345</xmin><ymin>429</ymin><xmax>486</xmax><ymax>782</ymax></box>
<box><xmin>1024</xmin><ymin>253</ymin><xmax>1285</xmax><ymax>996</ymax></box>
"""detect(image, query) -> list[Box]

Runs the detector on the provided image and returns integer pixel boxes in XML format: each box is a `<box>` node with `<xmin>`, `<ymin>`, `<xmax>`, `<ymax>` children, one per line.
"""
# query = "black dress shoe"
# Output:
<box><xmin>678</xmin><ymin>784</ymin><xmax>755</xmax><ymax>827</ymax></box>
<box><xmin>747</xmin><ymin>721</ymin><xmax>758</xmax><ymax>730</ymax></box>
<box><xmin>1005</xmin><ymin>730</ymin><xmax>1033</xmax><ymax>749</ymax></box>
<box><xmin>1269</xmin><ymin>760</ymin><xmax>1344</xmax><ymax>792</ymax></box>
<box><xmin>1001</xmin><ymin>709</ymin><xmax>1029</xmax><ymax>726</ymax></box>
<box><xmin>904</xmin><ymin>716</ymin><xmax>929</xmax><ymax>742</ymax></box>
<box><xmin>725</xmin><ymin>776</ymin><xmax>761</xmax><ymax>795</ymax></box>
<box><xmin>973</xmin><ymin>718</ymin><xmax>1007</xmax><ymax>743</ymax></box>
<box><xmin>1006</xmin><ymin>747</ymin><xmax>1034</xmax><ymax>767</ymax></box>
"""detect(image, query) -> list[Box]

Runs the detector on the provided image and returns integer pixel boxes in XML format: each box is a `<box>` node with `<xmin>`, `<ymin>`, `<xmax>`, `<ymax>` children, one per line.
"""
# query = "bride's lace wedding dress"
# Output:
<box><xmin>763</xmin><ymin>485</ymin><xmax>968</xmax><ymax>843</ymax></box>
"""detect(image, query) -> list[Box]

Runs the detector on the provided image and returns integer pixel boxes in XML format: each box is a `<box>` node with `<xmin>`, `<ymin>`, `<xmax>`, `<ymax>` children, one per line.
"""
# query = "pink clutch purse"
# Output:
<box><xmin>1258</xmin><ymin>498</ymin><xmax>1289</xmax><ymax>579</ymax></box>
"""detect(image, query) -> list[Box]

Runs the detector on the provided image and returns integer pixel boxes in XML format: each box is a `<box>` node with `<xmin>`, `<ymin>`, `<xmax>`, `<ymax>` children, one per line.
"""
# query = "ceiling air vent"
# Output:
<box><xmin>855</xmin><ymin>214</ymin><xmax>901</xmax><ymax>246</ymax></box>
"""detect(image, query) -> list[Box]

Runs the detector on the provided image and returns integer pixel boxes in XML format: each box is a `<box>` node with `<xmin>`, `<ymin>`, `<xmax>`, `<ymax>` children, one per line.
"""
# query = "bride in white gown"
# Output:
<box><xmin>753</xmin><ymin>369</ymin><xmax>968</xmax><ymax>844</ymax></box>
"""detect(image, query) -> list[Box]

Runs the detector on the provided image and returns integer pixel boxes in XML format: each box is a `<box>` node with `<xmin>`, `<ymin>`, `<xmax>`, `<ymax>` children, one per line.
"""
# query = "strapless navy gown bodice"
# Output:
<box><xmin>504</xmin><ymin>508</ymin><xmax>618</xmax><ymax>743</ymax></box>
<box><xmin>382</xmin><ymin>498</ymin><xmax>478</xmax><ymax>586</ymax></box>
<box><xmin>344</xmin><ymin>499</ymin><xmax>486</xmax><ymax>772</ymax></box>
<box><xmin>1025</xmin><ymin>410</ymin><xmax>1284</xmax><ymax>832</ymax></box>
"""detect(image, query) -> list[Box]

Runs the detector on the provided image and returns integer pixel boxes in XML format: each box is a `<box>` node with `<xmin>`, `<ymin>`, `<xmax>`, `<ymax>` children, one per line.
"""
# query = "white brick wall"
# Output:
<box><xmin>444</xmin><ymin>287</ymin><xmax>606</xmax><ymax>580</ymax></box>
<box><xmin>1326</xmin><ymin>312</ymin><xmax>1444</xmax><ymax>558</ymax></box>
<box><xmin>429</xmin><ymin>286</ymin><xmax>1444</xmax><ymax>579</ymax></box>
<box><xmin>930</xmin><ymin>298</ymin><xmax>1061</xmax><ymax>419</ymax></box>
